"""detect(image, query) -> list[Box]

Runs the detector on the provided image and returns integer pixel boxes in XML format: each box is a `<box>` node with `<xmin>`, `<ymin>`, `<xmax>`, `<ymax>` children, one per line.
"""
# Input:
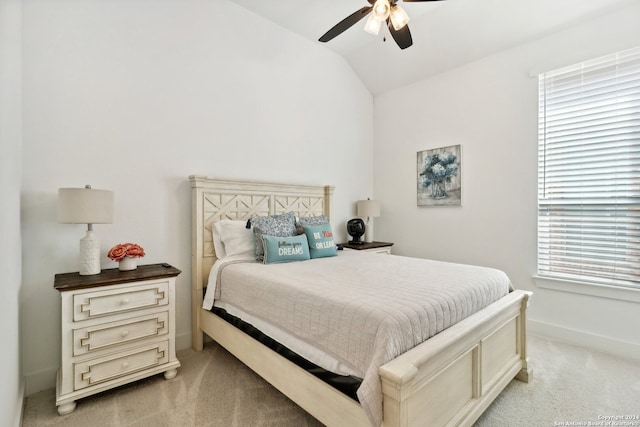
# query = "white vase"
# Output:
<box><xmin>118</xmin><ymin>257</ymin><xmax>137</xmax><ymax>271</ymax></box>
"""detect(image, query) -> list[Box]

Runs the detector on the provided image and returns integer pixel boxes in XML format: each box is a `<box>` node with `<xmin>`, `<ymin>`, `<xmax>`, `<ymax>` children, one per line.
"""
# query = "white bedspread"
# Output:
<box><xmin>207</xmin><ymin>251</ymin><xmax>511</xmax><ymax>427</ymax></box>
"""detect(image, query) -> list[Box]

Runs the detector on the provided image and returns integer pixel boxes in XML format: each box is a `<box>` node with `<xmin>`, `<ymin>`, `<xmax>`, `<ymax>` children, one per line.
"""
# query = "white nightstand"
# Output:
<box><xmin>53</xmin><ymin>263</ymin><xmax>181</xmax><ymax>415</ymax></box>
<box><xmin>339</xmin><ymin>241</ymin><xmax>394</xmax><ymax>254</ymax></box>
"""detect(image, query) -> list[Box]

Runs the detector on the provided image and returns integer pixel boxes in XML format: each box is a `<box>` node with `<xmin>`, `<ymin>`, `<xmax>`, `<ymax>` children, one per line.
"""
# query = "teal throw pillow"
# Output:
<box><xmin>303</xmin><ymin>223</ymin><xmax>337</xmax><ymax>259</ymax></box>
<box><xmin>250</xmin><ymin>211</ymin><xmax>297</xmax><ymax>261</ymax></box>
<box><xmin>262</xmin><ymin>234</ymin><xmax>311</xmax><ymax>264</ymax></box>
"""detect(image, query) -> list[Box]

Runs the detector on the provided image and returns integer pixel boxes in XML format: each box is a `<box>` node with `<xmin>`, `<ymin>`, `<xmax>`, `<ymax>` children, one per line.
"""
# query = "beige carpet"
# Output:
<box><xmin>22</xmin><ymin>335</ymin><xmax>640</xmax><ymax>427</ymax></box>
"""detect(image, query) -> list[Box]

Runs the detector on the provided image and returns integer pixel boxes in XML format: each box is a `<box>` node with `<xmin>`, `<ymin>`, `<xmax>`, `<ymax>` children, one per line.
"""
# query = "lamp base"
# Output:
<box><xmin>364</xmin><ymin>218</ymin><xmax>374</xmax><ymax>243</ymax></box>
<box><xmin>79</xmin><ymin>230</ymin><xmax>101</xmax><ymax>275</ymax></box>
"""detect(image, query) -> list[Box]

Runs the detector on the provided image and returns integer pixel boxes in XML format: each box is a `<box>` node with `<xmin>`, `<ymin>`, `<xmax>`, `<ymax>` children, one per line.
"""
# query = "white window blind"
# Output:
<box><xmin>538</xmin><ymin>46</ymin><xmax>640</xmax><ymax>288</ymax></box>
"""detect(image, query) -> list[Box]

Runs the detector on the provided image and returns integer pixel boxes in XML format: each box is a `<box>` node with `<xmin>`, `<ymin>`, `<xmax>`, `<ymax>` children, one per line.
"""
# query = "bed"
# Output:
<box><xmin>190</xmin><ymin>175</ymin><xmax>532</xmax><ymax>427</ymax></box>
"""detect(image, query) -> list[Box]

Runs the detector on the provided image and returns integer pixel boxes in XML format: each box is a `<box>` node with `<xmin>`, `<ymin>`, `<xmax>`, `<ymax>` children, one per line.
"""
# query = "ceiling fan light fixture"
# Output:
<box><xmin>372</xmin><ymin>0</ymin><xmax>391</xmax><ymax>22</ymax></box>
<box><xmin>390</xmin><ymin>4</ymin><xmax>410</xmax><ymax>31</ymax></box>
<box><xmin>364</xmin><ymin>14</ymin><xmax>382</xmax><ymax>35</ymax></box>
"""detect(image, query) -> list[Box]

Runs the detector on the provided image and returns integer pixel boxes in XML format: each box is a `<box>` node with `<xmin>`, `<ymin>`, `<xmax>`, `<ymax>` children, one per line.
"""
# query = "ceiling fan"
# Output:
<box><xmin>319</xmin><ymin>0</ymin><xmax>443</xmax><ymax>50</ymax></box>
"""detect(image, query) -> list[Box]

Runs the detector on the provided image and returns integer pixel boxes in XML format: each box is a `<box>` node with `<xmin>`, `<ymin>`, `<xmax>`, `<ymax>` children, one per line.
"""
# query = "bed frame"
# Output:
<box><xmin>190</xmin><ymin>175</ymin><xmax>532</xmax><ymax>427</ymax></box>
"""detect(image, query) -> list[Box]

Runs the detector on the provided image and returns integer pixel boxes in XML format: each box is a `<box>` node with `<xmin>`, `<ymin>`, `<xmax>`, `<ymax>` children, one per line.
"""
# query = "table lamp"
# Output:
<box><xmin>357</xmin><ymin>199</ymin><xmax>380</xmax><ymax>243</ymax></box>
<box><xmin>58</xmin><ymin>185</ymin><xmax>114</xmax><ymax>275</ymax></box>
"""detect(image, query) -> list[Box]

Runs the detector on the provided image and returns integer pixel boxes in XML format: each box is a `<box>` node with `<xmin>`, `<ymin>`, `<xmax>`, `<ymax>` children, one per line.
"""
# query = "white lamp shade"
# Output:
<box><xmin>372</xmin><ymin>0</ymin><xmax>391</xmax><ymax>21</ymax></box>
<box><xmin>58</xmin><ymin>187</ymin><xmax>114</xmax><ymax>224</ymax></box>
<box><xmin>364</xmin><ymin>13</ymin><xmax>382</xmax><ymax>35</ymax></box>
<box><xmin>390</xmin><ymin>5</ymin><xmax>409</xmax><ymax>31</ymax></box>
<box><xmin>357</xmin><ymin>199</ymin><xmax>380</xmax><ymax>218</ymax></box>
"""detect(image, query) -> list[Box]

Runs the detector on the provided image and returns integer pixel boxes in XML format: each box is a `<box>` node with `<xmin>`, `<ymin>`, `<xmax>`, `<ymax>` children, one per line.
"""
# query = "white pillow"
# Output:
<box><xmin>213</xmin><ymin>220</ymin><xmax>255</xmax><ymax>258</ymax></box>
<box><xmin>212</xmin><ymin>224</ymin><xmax>226</xmax><ymax>259</ymax></box>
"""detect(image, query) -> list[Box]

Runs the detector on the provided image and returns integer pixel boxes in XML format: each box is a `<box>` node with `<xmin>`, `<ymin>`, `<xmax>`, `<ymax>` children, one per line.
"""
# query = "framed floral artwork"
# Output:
<box><xmin>417</xmin><ymin>145</ymin><xmax>461</xmax><ymax>206</ymax></box>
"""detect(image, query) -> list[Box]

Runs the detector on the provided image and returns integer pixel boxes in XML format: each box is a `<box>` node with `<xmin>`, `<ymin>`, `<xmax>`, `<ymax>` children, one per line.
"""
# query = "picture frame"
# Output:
<box><xmin>417</xmin><ymin>144</ymin><xmax>461</xmax><ymax>207</ymax></box>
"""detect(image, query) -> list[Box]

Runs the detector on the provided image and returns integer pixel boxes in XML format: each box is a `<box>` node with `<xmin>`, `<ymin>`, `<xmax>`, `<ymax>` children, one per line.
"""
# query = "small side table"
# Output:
<box><xmin>54</xmin><ymin>263</ymin><xmax>181</xmax><ymax>415</ymax></box>
<box><xmin>339</xmin><ymin>241</ymin><xmax>394</xmax><ymax>254</ymax></box>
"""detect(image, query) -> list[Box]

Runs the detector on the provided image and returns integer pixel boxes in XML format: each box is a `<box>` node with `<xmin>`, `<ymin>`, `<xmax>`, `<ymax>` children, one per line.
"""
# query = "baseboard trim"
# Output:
<box><xmin>14</xmin><ymin>378</ymin><xmax>25</xmax><ymax>427</ymax></box>
<box><xmin>176</xmin><ymin>331</ymin><xmax>192</xmax><ymax>351</ymax></box>
<box><xmin>24</xmin><ymin>366</ymin><xmax>57</xmax><ymax>396</ymax></box>
<box><xmin>529</xmin><ymin>319</ymin><xmax>640</xmax><ymax>361</ymax></box>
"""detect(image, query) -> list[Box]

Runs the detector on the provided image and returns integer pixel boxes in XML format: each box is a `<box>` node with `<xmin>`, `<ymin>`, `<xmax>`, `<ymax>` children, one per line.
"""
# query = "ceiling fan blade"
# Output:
<box><xmin>319</xmin><ymin>6</ymin><xmax>372</xmax><ymax>42</ymax></box>
<box><xmin>387</xmin><ymin>19</ymin><xmax>412</xmax><ymax>49</ymax></box>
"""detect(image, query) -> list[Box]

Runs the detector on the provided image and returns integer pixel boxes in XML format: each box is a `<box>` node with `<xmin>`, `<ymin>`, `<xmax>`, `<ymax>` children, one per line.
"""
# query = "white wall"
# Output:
<box><xmin>21</xmin><ymin>0</ymin><xmax>373</xmax><ymax>394</ymax></box>
<box><xmin>0</xmin><ymin>0</ymin><xmax>24</xmax><ymax>424</ymax></box>
<box><xmin>374</xmin><ymin>3</ymin><xmax>640</xmax><ymax>359</ymax></box>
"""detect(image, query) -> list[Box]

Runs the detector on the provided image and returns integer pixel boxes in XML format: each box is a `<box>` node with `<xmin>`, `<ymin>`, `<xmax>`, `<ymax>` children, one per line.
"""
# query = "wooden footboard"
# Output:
<box><xmin>379</xmin><ymin>289</ymin><xmax>531</xmax><ymax>427</ymax></box>
<box><xmin>197</xmin><ymin>289</ymin><xmax>531</xmax><ymax>427</ymax></box>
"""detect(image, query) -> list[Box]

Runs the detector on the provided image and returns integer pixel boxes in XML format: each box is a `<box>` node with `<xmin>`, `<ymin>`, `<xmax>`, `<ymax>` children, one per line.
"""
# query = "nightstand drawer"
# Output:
<box><xmin>73</xmin><ymin>281</ymin><xmax>169</xmax><ymax>321</ymax></box>
<box><xmin>367</xmin><ymin>248</ymin><xmax>391</xmax><ymax>254</ymax></box>
<box><xmin>74</xmin><ymin>341</ymin><xmax>169</xmax><ymax>390</ymax></box>
<box><xmin>73</xmin><ymin>311</ymin><xmax>169</xmax><ymax>356</ymax></box>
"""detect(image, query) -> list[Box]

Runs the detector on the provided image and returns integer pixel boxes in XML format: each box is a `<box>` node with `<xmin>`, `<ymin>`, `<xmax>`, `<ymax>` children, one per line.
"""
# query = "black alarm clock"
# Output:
<box><xmin>346</xmin><ymin>218</ymin><xmax>365</xmax><ymax>245</ymax></box>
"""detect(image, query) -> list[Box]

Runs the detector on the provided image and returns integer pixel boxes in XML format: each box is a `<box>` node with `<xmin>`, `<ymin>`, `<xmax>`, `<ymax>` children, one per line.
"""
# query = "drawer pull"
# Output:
<box><xmin>121</xmin><ymin>330</ymin><xmax>129</xmax><ymax>338</ymax></box>
<box><xmin>121</xmin><ymin>298</ymin><xmax>129</xmax><ymax>305</ymax></box>
<box><xmin>122</xmin><ymin>361</ymin><xmax>130</xmax><ymax>369</ymax></box>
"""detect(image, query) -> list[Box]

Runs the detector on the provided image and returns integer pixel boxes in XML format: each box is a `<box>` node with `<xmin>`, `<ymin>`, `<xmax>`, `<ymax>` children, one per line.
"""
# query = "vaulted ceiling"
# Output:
<box><xmin>228</xmin><ymin>0</ymin><xmax>638</xmax><ymax>94</ymax></box>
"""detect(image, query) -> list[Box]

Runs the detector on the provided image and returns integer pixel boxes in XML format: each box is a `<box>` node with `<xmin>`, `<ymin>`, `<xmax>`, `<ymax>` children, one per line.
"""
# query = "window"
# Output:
<box><xmin>537</xmin><ymin>46</ymin><xmax>640</xmax><ymax>289</ymax></box>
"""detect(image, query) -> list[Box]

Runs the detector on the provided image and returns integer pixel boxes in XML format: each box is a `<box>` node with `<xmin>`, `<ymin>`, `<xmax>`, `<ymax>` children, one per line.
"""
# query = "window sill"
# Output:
<box><xmin>533</xmin><ymin>275</ymin><xmax>640</xmax><ymax>303</ymax></box>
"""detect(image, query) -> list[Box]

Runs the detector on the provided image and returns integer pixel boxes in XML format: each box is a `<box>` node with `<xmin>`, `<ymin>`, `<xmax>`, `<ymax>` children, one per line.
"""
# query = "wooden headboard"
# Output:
<box><xmin>189</xmin><ymin>175</ymin><xmax>335</xmax><ymax>345</ymax></box>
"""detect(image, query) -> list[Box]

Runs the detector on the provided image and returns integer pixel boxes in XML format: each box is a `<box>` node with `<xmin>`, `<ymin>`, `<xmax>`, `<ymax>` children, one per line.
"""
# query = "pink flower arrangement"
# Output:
<box><xmin>108</xmin><ymin>243</ymin><xmax>145</xmax><ymax>262</ymax></box>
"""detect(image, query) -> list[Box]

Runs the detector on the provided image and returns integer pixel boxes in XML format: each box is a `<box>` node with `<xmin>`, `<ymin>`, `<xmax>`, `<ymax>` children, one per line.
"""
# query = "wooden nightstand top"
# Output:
<box><xmin>339</xmin><ymin>241</ymin><xmax>394</xmax><ymax>251</ymax></box>
<box><xmin>54</xmin><ymin>263</ymin><xmax>181</xmax><ymax>292</ymax></box>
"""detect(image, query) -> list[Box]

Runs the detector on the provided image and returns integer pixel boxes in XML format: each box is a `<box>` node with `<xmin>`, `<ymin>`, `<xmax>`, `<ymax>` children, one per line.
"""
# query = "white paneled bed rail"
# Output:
<box><xmin>190</xmin><ymin>175</ymin><xmax>532</xmax><ymax>427</ymax></box>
